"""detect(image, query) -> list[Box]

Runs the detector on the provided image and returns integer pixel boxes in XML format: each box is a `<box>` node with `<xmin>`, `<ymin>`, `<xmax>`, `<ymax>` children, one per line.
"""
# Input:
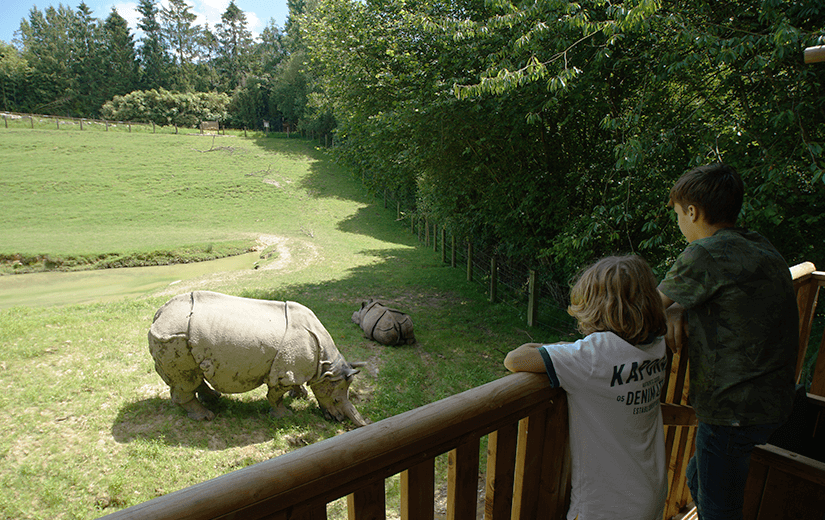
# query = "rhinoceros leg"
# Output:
<box><xmin>288</xmin><ymin>385</ymin><xmax>309</xmax><ymax>399</ymax></box>
<box><xmin>266</xmin><ymin>386</ymin><xmax>292</xmax><ymax>418</ymax></box>
<box><xmin>196</xmin><ymin>380</ymin><xmax>221</xmax><ymax>402</ymax></box>
<box><xmin>149</xmin><ymin>334</ymin><xmax>216</xmax><ymax>420</ymax></box>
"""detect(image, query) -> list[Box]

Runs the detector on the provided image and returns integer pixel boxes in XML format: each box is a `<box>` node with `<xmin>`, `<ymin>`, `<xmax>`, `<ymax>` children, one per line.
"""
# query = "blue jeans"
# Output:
<box><xmin>687</xmin><ymin>421</ymin><xmax>780</xmax><ymax>520</ymax></box>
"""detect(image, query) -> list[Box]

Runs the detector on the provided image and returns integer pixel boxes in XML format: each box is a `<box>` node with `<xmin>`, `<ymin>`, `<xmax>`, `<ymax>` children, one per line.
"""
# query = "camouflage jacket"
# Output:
<box><xmin>659</xmin><ymin>228</ymin><xmax>798</xmax><ymax>426</ymax></box>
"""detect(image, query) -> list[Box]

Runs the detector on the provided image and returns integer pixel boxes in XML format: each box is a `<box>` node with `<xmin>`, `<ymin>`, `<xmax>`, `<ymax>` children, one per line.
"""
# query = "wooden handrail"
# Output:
<box><xmin>101</xmin><ymin>262</ymin><xmax>825</xmax><ymax>520</ymax></box>
<box><xmin>101</xmin><ymin>372</ymin><xmax>564</xmax><ymax>520</ymax></box>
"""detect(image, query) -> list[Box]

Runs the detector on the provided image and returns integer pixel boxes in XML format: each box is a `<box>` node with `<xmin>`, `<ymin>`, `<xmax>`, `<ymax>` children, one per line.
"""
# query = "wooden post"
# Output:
<box><xmin>128</xmin><ymin>122</ymin><xmax>131</xmax><ymax>133</ymax></box>
<box><xmin>79</xmin><ymin>118</ymin><xmax>83</xmax><ymax>130</ymax></box>
<box><xmin>30</xmin><ymin>116</ymin><xmax>34</xmax><ymax>129</ymax></box>
<box><xmin>105</xmin><ymin>120</ymin><xmax>109</xmax><ymax>131</ymax></box>
<box><xmin>527</xmin><ymin>270</ymin><xmax>538</xmax><ymax>327</ymax></box>
<box><xmin>401</xmin><ymin>459</ymin><xmax>435</xmax><ymax>520</ymax></box>
<box><xmin>425</xmin><ymin>218</ymin><xmax>430</xmax><ymax>247</ymax></box>
<box><xmin>4</xmin><ymin>115</ymin><xmax>7</xmax><ymax>128</ymax></box>
<box><xmin>490</xmin><ymin>257</ymin><xmax>498</xmax><ymax>303</ymax></box>
<box><xmin>451</xmin><ymin>235</ymin><xmax>456</xmax><ymax>268</ymax></box>
<box><xmin>152</xmin><ymin>122</ymin><xmax>155</xmax><ymax>133</ymax></box>
<box><xmin>804</xmin><ymin>45</ymin><xmax>825</xmax><ymax>64</ymax></box>
<box><xmin>56</xmin><ymin>118</ymin><xmax>59</xmax><ymax>129</ymax></box>
<box><xmin>447</xmin><ymin>437</ymin><xmax>481</xmax><ymax>520</ymax></box>
<box><xmin>397</xmin><ymin>201</ymin><xmax>401</xmax><ymax>221</ymax></box>
<box><xmin>347</xmin><ymin>480</ymin><xmax>385</xmax><ymax>520</ymax></box>
<box><xmin>441</xmin><ymin>228</ymin><xmax>447</xmax><ymax>263</ymax></box>
<box><xmin>467</xmin><ymin>241</ymin><xmax>473</xmax><ymax>282</ymax></box>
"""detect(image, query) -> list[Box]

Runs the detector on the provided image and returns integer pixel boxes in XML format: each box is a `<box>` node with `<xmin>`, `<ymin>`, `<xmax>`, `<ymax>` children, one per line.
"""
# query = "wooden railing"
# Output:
<box><xmin>101</xmin><ymin>262</ymin><xmax>823</xmax><ymax>520</ymax></box>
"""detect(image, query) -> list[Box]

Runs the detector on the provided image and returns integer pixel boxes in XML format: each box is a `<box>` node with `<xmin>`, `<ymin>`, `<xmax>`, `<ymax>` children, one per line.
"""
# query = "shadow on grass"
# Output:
<box><xmin>111</xmin><ymin>393</ymin><xmax>356</xmax><ymax>448</ymax></box>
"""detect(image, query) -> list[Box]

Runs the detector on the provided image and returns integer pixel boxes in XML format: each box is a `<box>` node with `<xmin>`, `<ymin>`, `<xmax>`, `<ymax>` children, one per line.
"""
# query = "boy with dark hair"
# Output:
<box><xmin>658</xmin><ymin>163</ymin><xmax>798</xmax><ymax>520</ymax></box>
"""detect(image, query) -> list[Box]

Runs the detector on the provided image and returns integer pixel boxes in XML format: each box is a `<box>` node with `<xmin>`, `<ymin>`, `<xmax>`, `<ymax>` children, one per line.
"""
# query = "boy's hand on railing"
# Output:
<box><xmin>664</xmin><ymin>303</ymin><xmax>688</xmax><ymax>354</ymax></box>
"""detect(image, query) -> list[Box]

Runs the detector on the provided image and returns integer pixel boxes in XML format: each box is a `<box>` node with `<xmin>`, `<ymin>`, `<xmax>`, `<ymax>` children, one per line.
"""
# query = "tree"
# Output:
<box><xmin>17</xmin><ymin>4</ymin><xmax>78</xmax><ymax>114</ymax></box>
<box><xmin>102</xmin><ymin>8</ymin><xmax>140</xmax><ymax>104</ymax></box>
<box><xmin>161</xmin><ymin>0</ymin><xmax>199</xmax><ymax>90</ymax></box>
<box><xmin>136</xmin><ymin>0</ymin><xmax>170</xmax><ymax>90</ymax></box>
<box><xmin>216</xmin><ymin>1</ymin><xmax>253</xmax><ymax>91</ymax></box>
<box><xmin>0</xmin><ymin>41</ymin><xmax>32</xmax><ymax>112</ymax></box>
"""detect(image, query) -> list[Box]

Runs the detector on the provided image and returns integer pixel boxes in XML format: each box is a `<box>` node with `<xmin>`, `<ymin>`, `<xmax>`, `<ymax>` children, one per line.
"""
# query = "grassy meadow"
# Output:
<box><xmin>0</xmin><ymin>126</ymin><xmax>571</xmax><ymax>519</ymax></box>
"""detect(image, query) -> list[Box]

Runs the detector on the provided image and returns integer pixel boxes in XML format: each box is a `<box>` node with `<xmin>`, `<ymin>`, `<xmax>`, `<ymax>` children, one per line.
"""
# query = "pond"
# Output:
<box><xmin>0</xmin><ymin>252</ymin><xmax>260</xmax><ymax>309</ymax></box>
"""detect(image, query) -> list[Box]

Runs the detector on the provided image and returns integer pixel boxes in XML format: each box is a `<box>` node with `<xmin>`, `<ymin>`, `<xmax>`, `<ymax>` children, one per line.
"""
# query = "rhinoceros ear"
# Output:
<box><xmin>343</xmin><ymin>364</ymin><xmax>361</xmax><ymax>381</ymax></box>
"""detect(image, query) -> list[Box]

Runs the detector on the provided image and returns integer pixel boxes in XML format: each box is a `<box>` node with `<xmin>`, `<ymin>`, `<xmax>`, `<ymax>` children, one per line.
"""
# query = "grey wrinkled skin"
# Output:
<box><xmin>351</xmin><ymin>299</ymin><xmax>415</xmax><ymax>346</ymax></box>
<box><xmin>148</xmin><ymin>291</ymin><xmax>368</xmax><ymax>426</ymax></box>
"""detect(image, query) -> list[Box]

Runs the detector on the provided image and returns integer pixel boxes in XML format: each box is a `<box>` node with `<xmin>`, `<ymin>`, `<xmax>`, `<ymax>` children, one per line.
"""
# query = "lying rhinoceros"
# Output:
<box><xmin>351</xmin><ymin>299</ymin><xmax>415</xmax><ymax>346</ymax></box>
<box><xmin>148</xmin><ymin>290</ymin><xmax>368</xmax><ymax>426</ymax></box>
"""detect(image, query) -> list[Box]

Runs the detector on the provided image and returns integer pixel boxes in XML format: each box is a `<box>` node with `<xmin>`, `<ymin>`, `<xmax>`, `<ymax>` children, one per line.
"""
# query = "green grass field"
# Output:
<box><xmin>0</xmin><ymin>127</ymin><xmax>570</xmax><ymax>519</ymax></box>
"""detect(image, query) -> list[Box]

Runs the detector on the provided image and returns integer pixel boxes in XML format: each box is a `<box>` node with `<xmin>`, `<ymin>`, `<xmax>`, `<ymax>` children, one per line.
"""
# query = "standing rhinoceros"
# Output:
<box><xmin>351</xmin><ymin>299</ymin><xmax>416</xmax><ymax>346</ymax></box>
<box><xmin>148</xmin><ymin>290</ymin><xmax>368</xmax><ymax>426</ymax></box>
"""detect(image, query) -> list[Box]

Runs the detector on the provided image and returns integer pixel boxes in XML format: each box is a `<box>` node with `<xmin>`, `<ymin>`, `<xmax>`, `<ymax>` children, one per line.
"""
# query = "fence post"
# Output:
<box><xmin>4</xmin><ymin>115</ymin><xmax>7</xmax><ymax>128</ymax></box>
<box><xmin>397</xmin><ymin>201</ymin><xmax>401</xmax><ymax>221</ymax></box>
<box><xmin>527</xmin><ymin>270</ymin><xmax>538</xmax><ymax>327</ymax></box>
<box><xmin>451</xmin><ymin>235</ymin><xmax>456</xmax><ymax>268</ymax></box>
<box><xmin>467</xmin><ymin>241</ymin><xmax>473</xmax><ymax>282</ymax></box>
<box><xmin>490</xmin><ymin>257</ymin><xmax>498</xmax><ymax>303</ymax></box>
<box><xmin>30</xmin><ymin>116</ymin><xmax>34</xmax><ymax>129</ymax></box>
<box><xmin>105</xmin><ymin>120</ymin><xmax>109</xmax><ymax>131</ymax></box>
<box><xmin>56</xmin><ymin>118</ymin><xmax>59</xmax><ymax>130</ymax></box>
<box><xmin>153</xmin><ymin>122</ymin><xmax>156</xmax><ymax>133</ymax></box>
<box><xmin>441</xmin><ymin>228</ymin><xmax>447</xmax><ymax>263</ymax></box>
<box><xmin>425</xmin><ymin>217</ymin><xmax>430</xmax><ymax>247</ymax></box>
<box><xmin>80</xmin><ymin>118</ymin><xmax>83</xmax><ymax>130</ymax></box>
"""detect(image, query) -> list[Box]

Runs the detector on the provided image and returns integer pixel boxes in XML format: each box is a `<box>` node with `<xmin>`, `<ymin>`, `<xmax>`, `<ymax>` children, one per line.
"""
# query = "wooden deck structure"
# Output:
<box><xmin>101</xmin><ymin>262</ymin><xmax>825</xmax><ymax>520</ymax></box>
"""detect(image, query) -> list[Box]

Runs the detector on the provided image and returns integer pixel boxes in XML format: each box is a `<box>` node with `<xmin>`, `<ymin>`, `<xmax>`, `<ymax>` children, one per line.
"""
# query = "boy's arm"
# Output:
<box><xmin>659</xmin><ymin>290</ymin><xmax>687</xmax><ymax>353</ymax></box>
<box><xmin>504</xmin><ymin>343</ymin><xmax>546</xmax><ymax>373</ymax></box>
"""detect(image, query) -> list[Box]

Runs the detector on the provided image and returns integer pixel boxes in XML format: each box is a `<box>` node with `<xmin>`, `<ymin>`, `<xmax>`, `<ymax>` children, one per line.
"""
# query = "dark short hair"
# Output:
<box><xmin>668</xmin><ymin>163</ymin><xmax>744</xmax><ymax>225</ymax></box>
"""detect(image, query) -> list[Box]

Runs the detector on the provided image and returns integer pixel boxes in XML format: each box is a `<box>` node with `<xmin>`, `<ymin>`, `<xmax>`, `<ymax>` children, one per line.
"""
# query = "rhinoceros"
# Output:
<box><xmin>148</xmin><ymin>290</ymin><xmax>368</xmax><ymax>426</ymax></box>
<box><xmin>351</xmin><ymin>299</ymin><xmax>415</xmax><ymax>346</ymax></box>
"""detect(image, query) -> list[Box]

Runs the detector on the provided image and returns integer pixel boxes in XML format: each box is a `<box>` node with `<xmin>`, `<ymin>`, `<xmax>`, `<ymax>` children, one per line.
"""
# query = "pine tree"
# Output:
<box><xmin>136</xmin><ymin>0</ymin><xmax>169</xmax><ymax>90</ymax></box>
<box><xmin>103</xmin><ymin>8</ymin><xmax>139</xmax><ymax>100</ymax></box>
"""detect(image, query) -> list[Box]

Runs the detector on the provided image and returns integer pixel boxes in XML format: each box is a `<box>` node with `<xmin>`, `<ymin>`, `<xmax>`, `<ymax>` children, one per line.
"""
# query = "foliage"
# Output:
<box><xmin>99</xmin><ymin>88</ymin><xmax>230</xmax><ymax>126</ymax></box>
<box><xmin>302</xmin><ymin>0</ymin><xmax>825</xmax><ymax>283</ymax></box>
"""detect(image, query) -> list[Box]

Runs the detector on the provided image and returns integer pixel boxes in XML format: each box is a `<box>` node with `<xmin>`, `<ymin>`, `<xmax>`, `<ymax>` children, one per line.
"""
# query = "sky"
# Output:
<box><xmin>0</xmin><ymin>0</ymin><xmax>290</xmax><ymax>45</ymax></box>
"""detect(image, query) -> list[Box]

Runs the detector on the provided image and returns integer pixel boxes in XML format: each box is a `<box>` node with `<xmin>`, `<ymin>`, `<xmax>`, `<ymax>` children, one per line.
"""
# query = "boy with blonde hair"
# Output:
<box><xmin>658</xmin><ymin>163</ymin><xmax>798</xmax><ymax>520</ymax></box>
<box><xmin>506</xmin><ymin>255</ymin><xmax>669</xmax><ymax>520</ymax></box>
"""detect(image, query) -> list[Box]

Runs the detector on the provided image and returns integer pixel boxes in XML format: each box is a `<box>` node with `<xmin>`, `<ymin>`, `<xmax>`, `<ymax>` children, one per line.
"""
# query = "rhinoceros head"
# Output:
<box><xmin>351</xmin><ymin>299</ymin><xmax>374</xmax><ymax>326</ymax></box>
<box><xmin>311</xmin><ymin>356</ymin><xmax>368</xmax><ymax>427</ymax></box>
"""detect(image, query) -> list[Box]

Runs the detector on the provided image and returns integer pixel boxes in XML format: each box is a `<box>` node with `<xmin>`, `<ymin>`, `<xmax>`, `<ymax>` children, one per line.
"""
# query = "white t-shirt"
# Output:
<box><xmin>540</xmin><ymin>331</ymin><xmax>668</xmax><ymax>520</ymax></box>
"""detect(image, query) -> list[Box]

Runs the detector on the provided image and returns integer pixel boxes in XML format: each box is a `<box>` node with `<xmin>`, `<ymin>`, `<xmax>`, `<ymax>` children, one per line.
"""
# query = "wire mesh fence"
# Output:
<box><xmin>379</xmin><ymin>191</ymin><xmax>578</xmax><ymax>338</ymax></box>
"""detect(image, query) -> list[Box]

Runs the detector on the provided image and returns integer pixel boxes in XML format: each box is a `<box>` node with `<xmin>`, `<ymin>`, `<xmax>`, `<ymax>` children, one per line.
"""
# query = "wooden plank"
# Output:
<box><xmin>742</xmin><ymin>458</ymin><xmax>768</xmax><ymax>520</ymax></box>
<box><xmin>793</xmin><ymin>272</ymin><xmax>818</xmax><ymax>381</ymax></box>
<box><xmin>348</xmin><ymin>481</ymin><xmax>386</xmax><ymax>520</ymax></box>
<box><xmin>511</xmin><ymin>410</ymin><xmax>549</xmax><ymax>520</ymax></box>
<box><xmin>485</xmin><ymin>423</ymin><xmax>518</xmax><ymax>520</ymax></box>
<box><xmin>751</xmin><ymin>444</ymin><xmax>825</xmax><ymax>488</ymax></box>
<box><xmin>751</xmin><ymin>465</ymin><xmax>825</xmax><ymax>519</ymax></box>
<box><xmin>662</xmin><ymin>403</ymin><xmax>697</xmax><ymax>426</ymax></box>
<box><xmin>809</xmin><ymin>328</ymin><xmax>825</xmax><ymax>397</ymax></box>
<box><xmin>804</xmin><ymin>45</ymin><xmax>825</xmax><ymax>64</ymax></box>
<box><xmin>667</xmin><ymin>426</ymin><xmax>696</xmax><ymax>519</ymax></box>
<box><xmin>400</xmin><ymin>459</ymin><xmax>435</xmax><ymax>520</ymax></box>
<box><xmin>447</xmin><ymin>437</ymin><xmax>481</xmax><ymax>520</ymax></box>
<box><xmin>536</xmin><ymin>393</ymin><xmax>570</xmax><ymax>518</ymax></box>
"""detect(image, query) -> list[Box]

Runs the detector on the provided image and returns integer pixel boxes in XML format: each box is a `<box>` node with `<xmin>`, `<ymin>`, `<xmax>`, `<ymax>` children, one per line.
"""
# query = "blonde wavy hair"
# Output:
<box><xmin>567</xmin><ymin>255</ymin><xmax>667</xmax><ymax>345</ymax></box>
